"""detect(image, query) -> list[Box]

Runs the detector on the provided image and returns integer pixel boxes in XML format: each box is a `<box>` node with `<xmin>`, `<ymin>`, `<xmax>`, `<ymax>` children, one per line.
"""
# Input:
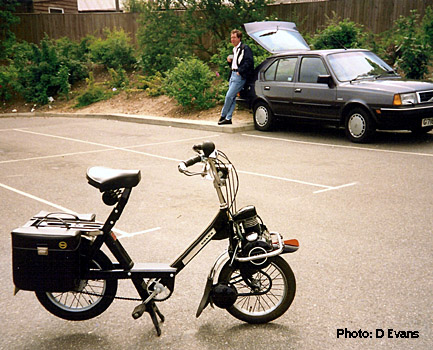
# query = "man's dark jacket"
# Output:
<box><xmin>228</xmin><ymin>42</ymin><xmax>254</xmax><ymax>80</ymax></box>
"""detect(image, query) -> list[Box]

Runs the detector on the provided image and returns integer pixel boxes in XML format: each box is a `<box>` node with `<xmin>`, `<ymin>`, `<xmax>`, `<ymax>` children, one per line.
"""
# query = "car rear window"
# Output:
<box><xmin>275</xmin><ymin>58</ymin><xmax>297</xmax><ymax>82</ymax></box>
<box><xmin>264</xmin><ymin>57</ymin><xmax>297</xmax><ymax>81</ymax></box>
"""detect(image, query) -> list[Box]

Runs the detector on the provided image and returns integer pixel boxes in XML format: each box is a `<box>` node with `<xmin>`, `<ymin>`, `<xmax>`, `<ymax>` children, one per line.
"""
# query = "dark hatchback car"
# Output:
<box><xmin>239</xmin><ymin>21</ymin><xmax>433</xmax><ymax>143</ymax></box>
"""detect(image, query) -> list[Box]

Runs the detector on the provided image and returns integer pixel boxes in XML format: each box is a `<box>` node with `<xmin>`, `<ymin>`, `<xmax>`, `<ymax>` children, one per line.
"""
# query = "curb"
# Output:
<box><xmin>1</xmin><ymin>112</ymin><xmax>255</xmax><ymax>133</ymax></box>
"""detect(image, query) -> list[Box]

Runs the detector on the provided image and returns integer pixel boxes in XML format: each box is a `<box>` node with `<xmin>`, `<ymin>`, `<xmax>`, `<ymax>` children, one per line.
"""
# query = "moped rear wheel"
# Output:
<box><xmin>35</xmin><ymin>251</ymin><xmax>117</xmax><ymax>321</ymax></box>
<box><xmin>218</xmin><ymin>256</ymin><xmax>295</xmax><ymax>324</ymax></box>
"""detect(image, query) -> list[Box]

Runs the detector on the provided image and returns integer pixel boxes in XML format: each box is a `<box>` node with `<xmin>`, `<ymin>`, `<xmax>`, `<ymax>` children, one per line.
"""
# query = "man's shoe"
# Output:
<box><xmin>218</xmin><ymin>116</ymin><xmax>225</xmax><ymax>123</ymax></box>
<box><xmin>218</xmin><ymin>119</ymin><xmax>232</xmax><ymax>125</ymax></box>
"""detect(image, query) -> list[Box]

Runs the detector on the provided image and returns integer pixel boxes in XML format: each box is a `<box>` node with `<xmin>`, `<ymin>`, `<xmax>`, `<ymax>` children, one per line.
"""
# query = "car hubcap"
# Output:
<box><xmin>348</xmin><ymin>113</ymin><xmax>366</xmax><ymax>138</ymax></box>
<box><xmin>255</xmin><ymin>106</ymin><xmax>268</xmax><ymax>127</ymax></box>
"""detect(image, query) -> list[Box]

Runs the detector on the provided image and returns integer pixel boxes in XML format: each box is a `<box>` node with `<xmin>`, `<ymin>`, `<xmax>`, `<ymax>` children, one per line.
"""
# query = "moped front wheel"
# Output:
<box><xmin>35</xmin><ymin>251</ymin><xmax>118</xmax><ymax>321</ymax></box>
<box><xmin>218</xmin><ymin>256</ymin><xmax>295</xmax><ymax>324</ymax></box>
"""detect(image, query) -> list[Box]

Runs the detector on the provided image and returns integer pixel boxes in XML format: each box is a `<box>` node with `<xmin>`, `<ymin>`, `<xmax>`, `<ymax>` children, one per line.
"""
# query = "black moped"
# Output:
<box><xmin>11</xmin><ymin>141</ymin><xmax>299</xmax><ymax>336</ymax></box>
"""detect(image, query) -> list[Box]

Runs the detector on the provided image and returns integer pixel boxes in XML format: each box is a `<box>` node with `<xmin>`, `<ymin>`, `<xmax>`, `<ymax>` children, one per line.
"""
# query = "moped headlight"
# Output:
<box><xmin>393</xmin><ymin>93</ymin><xmax>417</xmax><ymax>105</ymax></box>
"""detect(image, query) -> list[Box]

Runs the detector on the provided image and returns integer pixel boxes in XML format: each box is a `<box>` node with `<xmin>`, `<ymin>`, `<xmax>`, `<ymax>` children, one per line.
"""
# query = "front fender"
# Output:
<box><xmin>195</xmin><ymin>250</ymin><xmax>230</xmax><ymax>318</ymax></box>
<box><xmin>341</xmin><ymin>100</ymin><xmax>377</xmax><ymax>125</ymax></box>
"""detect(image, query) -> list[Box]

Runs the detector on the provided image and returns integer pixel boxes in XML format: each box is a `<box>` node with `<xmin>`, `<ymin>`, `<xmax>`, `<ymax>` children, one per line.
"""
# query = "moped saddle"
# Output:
<box><xmin>87</xmin><ymin>166</ymin><xmax>141</xmax><ymax>192</ymax></box>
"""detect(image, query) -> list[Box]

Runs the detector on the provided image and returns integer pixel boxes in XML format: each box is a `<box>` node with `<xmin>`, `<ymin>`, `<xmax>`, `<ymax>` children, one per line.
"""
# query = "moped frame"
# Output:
<box><xmin>80</xmin><ymin>156</ymin><xmax>234</xmax><ymax>335</ymax></box>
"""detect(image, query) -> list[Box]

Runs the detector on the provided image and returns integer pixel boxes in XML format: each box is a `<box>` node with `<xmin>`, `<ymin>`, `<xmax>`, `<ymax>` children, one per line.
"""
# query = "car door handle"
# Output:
<box><xmin>264</xmin><ymin>86</ymin><xmax>270</xmax><ymax>90</ymax></box>
<box><xmin>295</xmin><ymin>88</ymin><xmax>302</xmax><ymax>93</ymax></box>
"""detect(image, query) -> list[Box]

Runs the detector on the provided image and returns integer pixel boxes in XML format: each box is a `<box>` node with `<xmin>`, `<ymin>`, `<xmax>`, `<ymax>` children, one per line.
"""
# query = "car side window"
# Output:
<box><xmin>299</xmin><ymin>57</ymin><xmax>327</xmax><ymax>83</ymax></box>
<box><xmin>275</xmin><ymin>58</ymin><xmax>297</xmax><ymax>82</ymax></box>
<box><xmin>264</xmin><ymin>60</ymin><xmax>278</xmax><ymax>81</ymax></box>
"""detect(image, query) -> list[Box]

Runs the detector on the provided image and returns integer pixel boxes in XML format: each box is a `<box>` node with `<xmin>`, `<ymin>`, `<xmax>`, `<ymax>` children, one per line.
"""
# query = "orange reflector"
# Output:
<box><xmin>393</xmin><ymin>94</ymin><xmax>402</xmax><ymax>106</ymax></box>
<box><xmin>284</xmin><ymin>239</ymin><xmax>299</xmax><ymax>247</ymax></box>
<box><xmin>111</xmin><ymin>232</ymin><xmax>117</xmax><ymax>241</ymax></box>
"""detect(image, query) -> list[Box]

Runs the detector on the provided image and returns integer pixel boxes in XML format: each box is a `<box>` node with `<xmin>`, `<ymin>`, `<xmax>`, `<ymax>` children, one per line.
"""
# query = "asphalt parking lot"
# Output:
<box><xmin>1</xmin><ymin>116</ymin><xmax>432</xmax><ymax>350</ymax></box>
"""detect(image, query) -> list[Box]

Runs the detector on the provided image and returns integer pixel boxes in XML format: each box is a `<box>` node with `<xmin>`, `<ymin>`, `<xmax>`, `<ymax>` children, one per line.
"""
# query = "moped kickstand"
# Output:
<box><xmin>132</xmin><ymin>301</ymin><xmax>165</xmax><ymax>336</ymax></box>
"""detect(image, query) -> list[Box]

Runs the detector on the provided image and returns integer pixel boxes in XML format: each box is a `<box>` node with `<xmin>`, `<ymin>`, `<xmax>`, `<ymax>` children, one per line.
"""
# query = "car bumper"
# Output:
<box><xmin>375</xmin><ymin>104</ymin><xmax>433</xmax><ymax>130</ymax></box>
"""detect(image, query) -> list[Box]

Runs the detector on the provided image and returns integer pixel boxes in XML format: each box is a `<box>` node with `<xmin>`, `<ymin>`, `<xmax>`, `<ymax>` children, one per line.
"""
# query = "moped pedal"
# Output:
<box><xmin>132</xmin><ymin>302</ymin><xmax>165</xmax><ymax>336</ymax></box>
<box><xmin>132</xmin><ymin>303</ymin><xmax>146</xmax><ymax>320</ymax></box>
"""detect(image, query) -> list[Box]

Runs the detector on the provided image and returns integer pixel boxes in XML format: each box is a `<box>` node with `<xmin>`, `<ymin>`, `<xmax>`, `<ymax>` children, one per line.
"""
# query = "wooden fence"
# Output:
<box><xmin>10</xmin><ymin>0</ymin><xmax>433</xmax><ymax>46</ymax></box>
<box><xmin>269</xmin><ymin>0</ymin><xmax>433</xmax><ymax>34</ymax></box>
<box><xmin>11</xmin><ymin>13</ymin><xmax>141</xmax><ymax>45</ymax></box>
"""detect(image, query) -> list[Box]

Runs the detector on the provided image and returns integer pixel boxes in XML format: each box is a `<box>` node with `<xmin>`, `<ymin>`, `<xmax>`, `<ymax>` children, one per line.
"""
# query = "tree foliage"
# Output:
<box><xmin>378</xmin><ymin>8</ymin><xmax>432</xmax><ymax>79</ymax></box>
<box><xmin>135</xmin><ymin>0</ymin><xmax>273</xmax><ymax>74</ymax></box>
<box><xmin>0</xmin><ymin>0</ymin><xmax>20</xmax><ymax>59</ymax></box>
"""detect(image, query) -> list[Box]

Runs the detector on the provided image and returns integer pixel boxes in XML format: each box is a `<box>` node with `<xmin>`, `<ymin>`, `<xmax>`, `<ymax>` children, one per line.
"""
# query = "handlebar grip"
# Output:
<box><xmin>183</xmin><ymin>155</ymin><xmax>202</xmax><ymax>168</ymax></box>
<box><xmin>193</xmin><ymin>141</ymin><xmax>215</xmax><ymax>157</ymax></box>
<box><xmin>178</xmin><ymin>155</ymin><xmax>202</xmax><ymax>173</ymax></box>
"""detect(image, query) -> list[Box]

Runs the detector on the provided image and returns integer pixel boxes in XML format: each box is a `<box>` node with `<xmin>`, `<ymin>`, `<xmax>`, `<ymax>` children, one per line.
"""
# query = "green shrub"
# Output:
<box><xmin>55</xmin><ymin>36</ymin><xmax>90</xmax><ymax>84</ymax></box>
<box><xmin>163</xmin><ymin>58</ymin><xmax>217</xmax><ymax>110</ymax></box>
<box><xmin>378</xmin><ymin>9</ymin><xmax>431</xmax><ymax>79</ymax></box>
<box><xmin>137</xmin><ymin>72</ymin><xmax>165</xmax><ymax>97</ymax></box>
<box><xmin>137</xmin><ymin>4</ymin><xmax>191</xmax><ymax>75</ymax></box>
<box><xmin>422</xmin><ymin>6</ymin><xmax>433</xmax><ymax>53</ymax></box>
<box><xmin>396</xmin><ymin>13</ymin><xmax>430</xmax><ymax>79</ymax></box>
<box><xmin>0</xmin><ymin>0</ymin><xmax>20</xmax><ymax>60</ymax></box>
<box><xmin>0</xmin><ymin>65</ymin><xmax>18</xmax><ymax>101</ymax></box>
<box><xmin>108</xmin><ymin>68</ymin><xmax>129</xmax><ymax>89</ymax></box>
<box><xmin>10</xmin><ymin>37</ymin><xmax>71</xmax><ymax>104</ymax></box>
<box><xmin>89</xmin><ymin>28</ymin><xmax>136</xmax><ymax>70</ymax></box>
<box><xmin>311</xmin><ymin>13</ymin><xmax>370</xmax><ymax>50</ymax></box>
<box><xmin>75</xmin><ymin>72</ymin><xmax>107</xmax><ymax>107</ymax></box>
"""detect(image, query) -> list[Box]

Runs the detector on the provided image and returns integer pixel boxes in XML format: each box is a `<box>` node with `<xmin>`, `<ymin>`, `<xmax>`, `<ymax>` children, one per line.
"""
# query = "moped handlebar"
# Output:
<box><xmin>178</xmin><ymin>155</ymin><xmax>202</xmax><ymax>173</ymax></box>
<box><xmin>178</xmin><ymin>141</ymin><xmax>216</xmax><ymax>173</ymax></box>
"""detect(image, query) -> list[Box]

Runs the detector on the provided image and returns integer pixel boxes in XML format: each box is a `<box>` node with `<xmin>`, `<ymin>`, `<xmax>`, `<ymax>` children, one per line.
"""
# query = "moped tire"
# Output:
<box><xmin>35</xmin><ymin>251</ymin><xmax>118</xmax><ymax>321</ymax></box>
<box><xmin>218</xmin><ymin>256</ymin><xmax>295</xmax><ymax>324</ymax></box>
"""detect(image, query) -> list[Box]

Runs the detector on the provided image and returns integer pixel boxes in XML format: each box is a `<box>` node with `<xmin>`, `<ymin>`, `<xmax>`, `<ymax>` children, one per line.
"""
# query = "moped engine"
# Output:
<box><xmin>233</xmin><ymin>205</ymin><xmax>273</xmax><ymax>267</ymax></box>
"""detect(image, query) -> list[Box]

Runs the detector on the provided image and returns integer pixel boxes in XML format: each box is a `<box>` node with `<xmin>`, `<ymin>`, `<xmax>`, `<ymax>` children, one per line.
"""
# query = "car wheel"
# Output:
<box><xmin>345</xmin><ymin>108</ymin><xmax>375</xmax><ymax>143</ymax></box>
<box><xmin>253</xmin><ymin>102</ymin><xmax>274</xmax><ymax>131</ymax></box>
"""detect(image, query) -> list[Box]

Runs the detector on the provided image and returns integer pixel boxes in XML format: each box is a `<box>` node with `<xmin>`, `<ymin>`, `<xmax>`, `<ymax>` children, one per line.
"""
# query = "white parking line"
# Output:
<box><xmin>7</xmin><ymin>128</ymin><xmax>354</xmax><ymax>193</ymax></box>
<box><xmin>238</xmin><ymin>169</ymin><xmax>331</xmax><ymax>189</ymax></box>
<box><xmin>243</xmin><ymin>133</ymin><xmax>433</xmax><ymax>157</ymax></box>
<box><xmin>0</xmin><ymin>133</ymin><xmax>218</xmax><ymax>165</ymax></box>
<box><xmin>0</xmin><ymin>149</ymin><xmax>112</xmax><ymax>164</ymax></box>
<box><xmin>0</xmin><ymin>181</ymin><xmax>158</xmax><ymax>238</ymax></box>
<box><xmin>0</xmin><ymin>182</ymin><xmax>76</xmax><ymax>213</ymax></box>
<box><xmin>313</xmin><ymin>182</ymin><xmax>358</xmax><ymax>194</ymax></box>
<box><xmin>13</xmin><ymin>129</ymin><xmax>219</xmax><ymax>162</ymax></box>
<box><xmin>117</xmin><ymin>227</ymin><xmax>161</xmax><ymax>239</ymax></box>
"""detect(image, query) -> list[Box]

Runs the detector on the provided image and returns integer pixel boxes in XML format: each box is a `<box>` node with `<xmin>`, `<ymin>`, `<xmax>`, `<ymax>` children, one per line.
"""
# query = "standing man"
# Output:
<box><xmin>218</xmin><ymin>29</ymin><xmax>254</xmax><ymax>125</ymax></box>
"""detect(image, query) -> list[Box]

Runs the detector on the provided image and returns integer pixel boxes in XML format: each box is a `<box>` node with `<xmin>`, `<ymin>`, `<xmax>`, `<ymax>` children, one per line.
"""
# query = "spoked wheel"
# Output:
<box><xmin>218</xmin><ymin>256</ymin><xmax>295</xmax><ymax>324</ymax></box>
<box><xmin>35</xmin><ymin>251</ymin><xmax>117</xmax><ymax>321</ymax></box>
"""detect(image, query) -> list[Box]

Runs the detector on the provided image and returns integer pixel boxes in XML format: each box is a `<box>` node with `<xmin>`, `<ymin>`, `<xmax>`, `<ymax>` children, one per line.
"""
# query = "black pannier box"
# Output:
<box><xmin>12</xmin><ymin>225</ymin><xmax>83</xmax><ymax>292</ymax></box>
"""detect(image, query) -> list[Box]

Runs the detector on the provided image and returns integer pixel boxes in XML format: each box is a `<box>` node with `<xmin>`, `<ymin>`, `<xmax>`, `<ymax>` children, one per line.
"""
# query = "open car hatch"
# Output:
<box><xmin>243</xmin><ymin>21</ymin><xmax>310</xmax><ymax>54</ymax></box>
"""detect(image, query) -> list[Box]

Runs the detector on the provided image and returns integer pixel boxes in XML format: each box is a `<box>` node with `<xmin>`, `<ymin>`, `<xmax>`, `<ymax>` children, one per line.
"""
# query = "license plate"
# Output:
<box><xmin>422</xmin><ymin>118</ymin><xmax>433</xmax><ymax>127</ymax></box>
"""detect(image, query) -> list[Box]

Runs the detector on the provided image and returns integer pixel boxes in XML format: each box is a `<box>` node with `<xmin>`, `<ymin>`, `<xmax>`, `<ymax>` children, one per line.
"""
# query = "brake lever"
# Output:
<box><xmin>178</xmin><ymin>162</ymin><xmax>187</xmax><ymax>173</ymax></box>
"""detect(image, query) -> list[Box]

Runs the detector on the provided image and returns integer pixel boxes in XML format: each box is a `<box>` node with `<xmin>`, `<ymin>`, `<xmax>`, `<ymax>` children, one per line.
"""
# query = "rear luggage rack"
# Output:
<box><xmin>30</xmin><ymin>211</ymin><xmax>104</xmax><ymax>233</ymax></box>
